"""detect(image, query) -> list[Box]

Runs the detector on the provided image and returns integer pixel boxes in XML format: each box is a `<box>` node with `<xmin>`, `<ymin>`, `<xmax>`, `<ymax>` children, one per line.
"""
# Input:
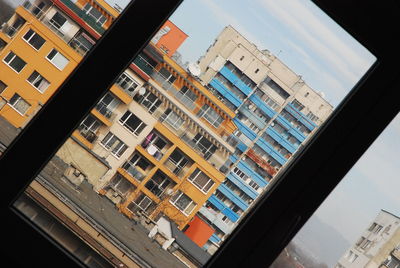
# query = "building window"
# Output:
<box><xmin>9</xmin><ymin>93</ymin><xmax>30</xmax><ymax>115</ymax></box>
<box><xmin>0</xmin><ymin>80</ymin><xmax>7</xmax><ymax>94</ymax></box>
<box><xmin>46</xmin><ymin>49</ymin><xmax>69</xmax><ymax>70</ymax></box>
<box><xmin>115</xmin><ymin>72</ymin><xmax>139</xmax><ymax>93</ymax></box>
<box><xmin>178</xmin><ymin>86</ymin><xmax>198</xmax><ymax>108</ymax></box>
<box><xmin>291</xmin><ymin>99</ymin><xmax>305</xmax><ymax>111</ymax></box>
<box><xmin>100</xmin><ymin>132</ymin><xmax>128</xmax><ymax>158</ymax></box>
<box><xmin>170</xmin><ymin>190</ymin><xmax>197</xmax><ymax>215</ymax></box>
<box><xmin>23</xmin><ymin>29</ymin><xmax>45</xmax><ymax>51</ymax></box>
<box><xmin>163</xmin><ymin>108</ymin><xmax>184</xmax><ymax>130</ymax></box>
<box><xmin>197</xmin><ymin>104</ymin><xmax>224</xmax><ymax>128</ymax></box>
<box><xmin>27</xmin><ymin>71</ymin><xmax>50</xmax><ymax>93</ymax></box>
<box><xmin>263</xmin><ymin>76</ymin><xmax>290</xmax><ymax>99</ymax></box>
<box><xmin>128</xmin><ymin>193</ymin><xmax>156</xmax><ymax>215</ymax></box>
<box><xmin>233</xmin><ymin>167</ymin><xmax>249</xmax><ymax>180</ymax></box>
<box><xmin>145</xmin><ymin>170</ymin><xmax>175</xmax><ymax>198</ymax></box>
<box><xmin>119</xmin><ymin>111</ymin><xmax>146</xmax><ymax>135</ymax></box>
<box><xmin>188</xmin><ymin>168</ymin><xmax>214</xmax><ymax>193</ymax></box>
<box><xmin>159</xmin><ymin>67</ymin><xmax>176</xmax><ymax>83</ymax></box>
<box><xmin>108</xmin><ymin>174</ymin><xmax>136</xmax><ymax>197</ymax></box>
<box><xmin>192</xmin><ymin>133</ymin><xmax>217</xmax><ymax>160</ymax></box>
<box><xmin>248</xmin><ymin>180</ymin><xmax>260</xmax><ymax>191</ymax></box>
<box><xmin>83</xmin><ymin>4</ymin><xmax>107</xmax><ymax>26</ymax></box>
<box><xmin>3</xmin><ymin>52</ymin><xmax>26</xmax><ymax>73</ymax></box>
<box><xmin>50</xmin><ymin>12</ymin><xmax>68</xmax><ymax>30</ymax></box>
<box><xmin>134</xmin><ymin>90</ymin><xmax>162</xmax><ymax>114</ymax></box>
<box><xmin>307</xmin><ymin>111</ymin><xmax>319</xmax><ymax>122</ymax></box>
<box><xmin>122</xmin><ymin>153</ymin><xmax>152</xmax><ymax>182</ymax></box>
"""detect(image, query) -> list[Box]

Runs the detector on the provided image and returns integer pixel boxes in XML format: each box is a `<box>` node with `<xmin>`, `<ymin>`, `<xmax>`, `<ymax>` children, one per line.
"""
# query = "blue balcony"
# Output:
<box><xmin>219</xmin><ymin>66</ymin><xmax>252</xmax><ymax>96</ymax></box>
<box><xmin>239</xmin><ymin>106</ymin><xmax>267</xmax><ymax>130</ymax></box>
<box><xmin>237</xmin><ymin>161</ymin><xmax>268</xmax><ymax>187</ymax></box>
<box><xmin>256</xmin><ymin>138</ymin><xmax>288</xmax><ymax>166</ymax></box>
<box><xmin>266</xmin><ymin>127</ymin><xmax>297</xmax><ymax>153</ymax></box>
<box><xmin>208</xmin><ymin>195</ymin><xmax>239</xmax><ymax>222</ymax></box>
<box><xmin>249</xmin><ymin>94</ymin><xmax>276</xmax><ymax>119</ymax></box>
<box><xmin>284</xmin><ymin>103</ymin><xmax>316</xmax><ymax>131</ymax></box>
<box><xmin>209</xmin><ymin>233</ymin><xmax>222</xmax><ymax>244</ymax></box>
<box><xmin>233</xmin><ymin>118</ymin><xmax>257</xmax><ymax>140</ymax></box>
<box><xmin>276</xmin><ymin>116</ymin><xmax>306</xmax><ymax>142</ymax></box>
<box><xmin>219</xmin><ymin>184</ymin><xmax>249</xmax><ymax>211</ymax></box>
<box><xmin>227</xmin><ymin>173</ymin><xmax>258</xmax><ymax>199</ymax></box>
<box><xmin>209</xmin><ymin>78</ymin><xmax>242</xmax><ymax>107</ymax></box>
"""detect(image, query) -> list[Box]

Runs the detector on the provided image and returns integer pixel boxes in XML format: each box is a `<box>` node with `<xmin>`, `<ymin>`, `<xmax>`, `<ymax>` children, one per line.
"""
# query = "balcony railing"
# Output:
<box><xmin>163</xmin><ymin>157</ymin><xmax>187</xmax><ymax>177</ymax></box>
<box><xmin>246</xmin><ymin>148</ymin><xmax>277</xmax><ymax>176</ymax></box>
<box><xmin>22</xmin><ymin>1</ymin><xmax>46</xmax><ymax>18</ymax></box>
<box><xmin>95</xmin><ymin>102</ymin><xmax>116</xmax><ymax>121</ymax></box>
<box><xmin>22</xmin><ymin>1</ymin><xmax>94</xmax><ymax>56</ymax></box>
<box><xmin>77</xmin><ymin>124</ymin><xmax>98</xmax><ymax>143</ymax></box>
<box><xmin>121</xmin><ymin>163</ymin><xmax>146</xmax><ymax>182</ymax></box>
<box><xmin>133</xmin><ymin>55</ymin><xmax>155</xmax><ymax>76</ymax></box>
<box><xmin>58</xmin><ymin>0</ymin><xmax>106</xmax><ymax>35</ymax></box>
<box><xmin>392</xmin><ymin>248</ymin><xmax>400</xmax><ymax>260</ymax></box>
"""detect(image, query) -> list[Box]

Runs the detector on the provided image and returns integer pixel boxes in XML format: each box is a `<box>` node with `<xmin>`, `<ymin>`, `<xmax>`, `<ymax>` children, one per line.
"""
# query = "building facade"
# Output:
<box><xmin>191</xmin><ymin>25</ymin><xmax>333</xmax><ymax>253</ymax></box>
<box><xmin>335</xmin><ymin>210</ymin><xmax>400</xmax><ymax>268</ymax></box>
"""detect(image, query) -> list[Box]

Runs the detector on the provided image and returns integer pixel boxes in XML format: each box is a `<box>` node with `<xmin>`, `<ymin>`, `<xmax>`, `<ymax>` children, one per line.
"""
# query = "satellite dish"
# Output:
<box><xmin>138</xmin><ymin>87</ymin><xmax>146</xmax><ymax>95</ymax></box>
<box><xmin>187</xmin><ymin>62</ymin><xmax>201</xmax><ymax>77</ymax></box>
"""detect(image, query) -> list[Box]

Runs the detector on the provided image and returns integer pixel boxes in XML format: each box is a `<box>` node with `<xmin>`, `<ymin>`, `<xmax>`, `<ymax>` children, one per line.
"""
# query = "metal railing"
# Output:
<box><xmin>59</xmin><ymin>0</ymin><xmax>106</xmax><ymax>35</ymax></box>
<box><xmin>163</xmin><ymin>157</ymin><xmax>188</xmax><ymax>177</ymax></box>
<box><xmin>22</xmin><ymin>1</ymin><xmax>94</xmax><ymax>56</ymax></box>
<box><xmin>77</xmin><ymin>124</ymin><xmax>98</xmax><ymax>143</ymax></box>
<box><xmin>95</xmin><ymin>102</ymin><xmax>116</xmax><ymax>121</ymax></box>
<box><xmin>121</xmin><ymin>163</ymin><xmax>146</xmax><ymax>182</ymax></box>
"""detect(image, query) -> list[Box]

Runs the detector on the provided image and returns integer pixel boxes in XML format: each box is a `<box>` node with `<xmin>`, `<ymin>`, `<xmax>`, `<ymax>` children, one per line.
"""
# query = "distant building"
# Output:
<box><xmin>335</xmin><ymin>210</ymin><xmax>400</xmax><ymax>268</ymax></box>
<box><xmin>151</xmin><ymin>20</ymin><xmax>188</xmax><ymax>57</ymax></box>
<box><xmin>189</xmin><ymin>25</ymin><xmax>333</xmax><ymax>254</ymax></box>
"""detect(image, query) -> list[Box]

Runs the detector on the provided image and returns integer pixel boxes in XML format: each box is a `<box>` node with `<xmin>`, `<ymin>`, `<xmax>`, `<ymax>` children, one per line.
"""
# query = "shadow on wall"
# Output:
<box><xmin>0</xmin><ymin>0</ymin><xmax>14</xmax><ymax>24</ymax></box>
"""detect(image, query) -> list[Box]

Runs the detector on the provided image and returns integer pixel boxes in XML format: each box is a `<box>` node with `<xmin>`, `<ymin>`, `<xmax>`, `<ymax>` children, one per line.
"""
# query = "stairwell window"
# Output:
<box><xmin>119</xmin><ymin>111</ymin><xmax>147</xmax><ymax>135</ymax></box>
<box><xmin>170</xmin><ymin>190</ymin><xmax>197</xmax><ymax>215</ymax></box>
<box><xmin>27</xmin><ymin>71</ymin><xmax>50</xmax><ymax>93</ymax></box>
<box><xmin>46</xmin><ymin>49</ymin><xmax>69</xmax><ymax>70</ymax></box>
<box><xmin>23</xmin><ymin>29</ymin><xmax>46</xmax><ymax>50</ymax></box>
<box><xmin>3</xmin><ymin>52</ymin><xmax>26</xmax><ymax>73</ymax></box>
<box><xmin>9</xmin><ymin>93</ymin><xmax>31</xmax><ymax>115</ymax></box>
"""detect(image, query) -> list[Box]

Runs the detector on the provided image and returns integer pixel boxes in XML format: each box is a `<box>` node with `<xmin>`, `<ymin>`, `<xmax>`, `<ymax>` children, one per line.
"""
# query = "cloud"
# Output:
<box><xmin>257</xmin><ymin>0</ymin><xmax>375</xmax><ymax>87</ymax></box>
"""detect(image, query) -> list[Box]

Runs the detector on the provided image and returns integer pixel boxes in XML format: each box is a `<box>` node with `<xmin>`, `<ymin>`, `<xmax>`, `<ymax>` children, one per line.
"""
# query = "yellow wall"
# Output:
<box><xmin>0</xmin><ymin>7</ymin><xmax>81</xmax><ymax>128</ymax></box>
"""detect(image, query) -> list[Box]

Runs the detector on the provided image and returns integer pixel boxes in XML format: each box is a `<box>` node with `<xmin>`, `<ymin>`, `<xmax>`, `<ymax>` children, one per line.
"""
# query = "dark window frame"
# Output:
<box><xmin>0</xmin><ymin>0</ymin><xmax>399</xmax><ymax>268</ymax></box>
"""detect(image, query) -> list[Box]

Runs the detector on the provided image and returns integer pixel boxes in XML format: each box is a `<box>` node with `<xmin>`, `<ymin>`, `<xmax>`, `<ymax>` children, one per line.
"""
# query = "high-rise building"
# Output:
<box><xmin>335</xmin><ymin>210</ymin><xmax>400</xmax><ymax>268</ymax></box>
<box><xmin>190</xmin><ymin>25</ymin><xmax>333</xmax><ymax>253</ymax></box>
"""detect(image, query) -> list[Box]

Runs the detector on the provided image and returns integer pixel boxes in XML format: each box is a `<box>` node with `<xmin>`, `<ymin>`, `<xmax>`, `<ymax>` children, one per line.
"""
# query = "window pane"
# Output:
<box><xmin>7</xmin><ymin>0</ymin><xmax>379</xmax><ymax>267</ymax></box>
<box><xmin>271</xmin><ymin>112</ymin><xmax>400</xmax><ymax>268</ymax></box>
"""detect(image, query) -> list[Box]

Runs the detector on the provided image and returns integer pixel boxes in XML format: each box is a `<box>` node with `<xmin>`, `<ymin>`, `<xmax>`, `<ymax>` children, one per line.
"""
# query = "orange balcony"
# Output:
<box><xmin>246</xmin><ymin>149</ymin><xmax>277</xmax><ymax>177</ymax></box>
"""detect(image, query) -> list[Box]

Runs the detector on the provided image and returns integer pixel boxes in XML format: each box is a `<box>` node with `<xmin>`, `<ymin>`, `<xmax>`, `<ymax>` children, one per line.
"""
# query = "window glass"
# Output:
<box><xmin>271</xmin><ymin>112</ymin><xmax>400</xmax><ymax>268</ymax></box>
<box><xmin>6</xmin><ymin>0</ymin><xmax>378</xmax><ymax>267</ymax></box>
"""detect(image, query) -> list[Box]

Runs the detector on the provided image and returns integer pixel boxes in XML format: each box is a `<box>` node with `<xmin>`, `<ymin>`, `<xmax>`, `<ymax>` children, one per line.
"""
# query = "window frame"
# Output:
<box><xmin>46</xmin><ymin>48</ymin><xmax>69</xmax><ymax>70</ymax></box>
<box><xmin>0</xmin><ymin>0</ymin><xmax>399</xmax><ymax>268</ymax></box>
<box><xmin>22</xmin><ymin>28</ymin><xmax>46</xmax><ymax>51</ymax></box>
<box><xmin>3</xmin><ymin>51</ymin><xmax>26</xmax><ymax>73</ymax></box>
<box><xmin>26</xmin><ymin>70</ymin><xmax>50</xmax><ymax>93</ymax></box>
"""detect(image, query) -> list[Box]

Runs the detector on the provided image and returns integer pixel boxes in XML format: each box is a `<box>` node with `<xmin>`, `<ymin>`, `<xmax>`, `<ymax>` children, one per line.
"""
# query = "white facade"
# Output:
<box><xmin>335</xmin><ymin>210</ymin><xmax>400</xmax><ymax>268</ymax></box>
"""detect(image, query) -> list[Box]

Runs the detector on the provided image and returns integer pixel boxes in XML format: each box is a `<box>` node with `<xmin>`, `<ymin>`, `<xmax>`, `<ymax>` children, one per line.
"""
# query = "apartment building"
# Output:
<box><xmin>191</xmin><ymin>25</ymin><xmax>333</xmax><ymax>253</ymax></box>
<box><xmin>0</xmin><ymin>0</ymin><xmax>118</xmax><ymax>131</ymax></box>
<box><xmin>335</xmin><ymin>210</ymin><xmax>400</xmax><ymax>268</ymax></box>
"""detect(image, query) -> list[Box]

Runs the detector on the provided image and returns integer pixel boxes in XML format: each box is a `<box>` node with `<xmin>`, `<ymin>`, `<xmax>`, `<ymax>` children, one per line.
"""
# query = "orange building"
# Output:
<box><xmin>150</xmin><ymin>20</ymin><xmax>188</xmax><ymax>57</ymax></box>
